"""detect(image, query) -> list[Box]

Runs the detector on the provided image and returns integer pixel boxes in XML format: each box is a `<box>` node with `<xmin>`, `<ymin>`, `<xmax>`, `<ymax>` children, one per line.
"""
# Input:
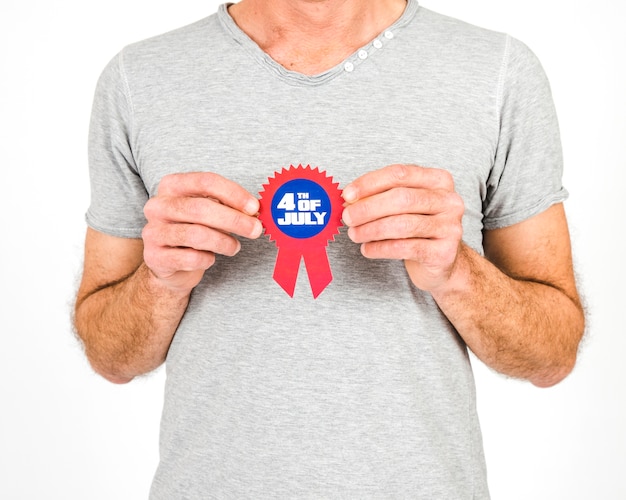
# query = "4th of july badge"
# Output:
<box><xmin>258</xmin><ymin>164</ymin><xmax>343</xmax><ymax>299</ymax></box>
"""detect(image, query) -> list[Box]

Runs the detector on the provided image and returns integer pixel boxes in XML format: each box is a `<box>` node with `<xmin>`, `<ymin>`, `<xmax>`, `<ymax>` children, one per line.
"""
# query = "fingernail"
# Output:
<box><xmin>342</xmin><ymin>208</ymin><xmax>352</xmax><ymax>226</ymax></box>
<box><xmin>250</xmin><ymin>219</ymin><xmax>263</xmax><ymax>239</ymax></box>
<box><xmin>245</xmin><ymin>198</ymin><xmax>260</xmax><ymax>216</ymax></box>
<box><xmin>342</xmin><ymin>186</ymin><xmax>357</xmax><ymax>203</ymax></box>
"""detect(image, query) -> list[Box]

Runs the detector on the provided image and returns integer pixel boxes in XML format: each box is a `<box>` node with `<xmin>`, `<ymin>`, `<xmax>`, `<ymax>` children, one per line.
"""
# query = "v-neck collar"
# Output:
<box><xmin>218</xmin><ymin>0</ymin><xmax>420</xmax><ymax>86</ymax></box>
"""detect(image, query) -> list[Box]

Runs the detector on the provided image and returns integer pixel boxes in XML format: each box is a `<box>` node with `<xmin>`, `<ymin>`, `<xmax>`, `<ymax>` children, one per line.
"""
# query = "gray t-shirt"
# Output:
<box><xmin>87</xmin><ymin>1</ymin><xmax>566</xmax><ymax>497</ymax></box>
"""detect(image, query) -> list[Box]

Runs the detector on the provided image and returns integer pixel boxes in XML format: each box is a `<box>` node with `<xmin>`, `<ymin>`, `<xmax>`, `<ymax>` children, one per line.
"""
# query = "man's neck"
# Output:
<box><xmin>228</xmin><ymin>0</ymin><xmax>407</xmax><ymax>75</ymax></box>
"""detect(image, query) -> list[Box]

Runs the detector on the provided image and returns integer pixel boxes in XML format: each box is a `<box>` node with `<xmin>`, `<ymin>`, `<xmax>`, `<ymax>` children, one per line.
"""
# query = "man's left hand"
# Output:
<box><xmin>341</xmin><ymin>164</ymin><xmax>465</xmax><ymax>292</ymax></box>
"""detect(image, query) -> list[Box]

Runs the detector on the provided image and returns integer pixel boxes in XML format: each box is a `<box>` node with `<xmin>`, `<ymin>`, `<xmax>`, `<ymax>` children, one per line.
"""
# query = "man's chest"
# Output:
<box><xmin>128</xmin><ymin>74</ymin><xmax>497</xmax><ymax>250</ymax></box>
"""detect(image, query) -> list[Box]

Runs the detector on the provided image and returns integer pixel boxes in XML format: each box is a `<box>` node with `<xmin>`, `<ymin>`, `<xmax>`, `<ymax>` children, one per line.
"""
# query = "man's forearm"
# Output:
<box><xmin>429</xmin><ymin>244</ymin><xmax>585</xmax><ymax>387</ymax></box>
<box><xmin>74</xmin><ymin>263</ymin><xmax>191</xmax><ymax>383</ymax></box>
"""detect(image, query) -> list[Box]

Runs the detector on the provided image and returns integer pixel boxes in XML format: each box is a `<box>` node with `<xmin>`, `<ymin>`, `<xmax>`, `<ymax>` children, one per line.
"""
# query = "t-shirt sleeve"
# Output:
<box><xmin>482</xmin><ymin>35</ymin><xmax>568</xmax><ymax>230</ymax></box>
<box><xmin>85</xmin><ymin>50</ymin><xmax>148</xmax><ymax>238</ymax></box>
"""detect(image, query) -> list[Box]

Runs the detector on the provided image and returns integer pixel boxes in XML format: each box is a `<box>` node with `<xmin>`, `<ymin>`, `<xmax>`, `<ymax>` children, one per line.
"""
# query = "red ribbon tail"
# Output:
<box><xmin>303</xmin><ymin>248</ymin><xmax>333</xmax><ymax>299</ymax></box>
<box><xmin>273</xmin><ymin>247</ymin><xmax>302</xmax><ymax>298</ymax></box>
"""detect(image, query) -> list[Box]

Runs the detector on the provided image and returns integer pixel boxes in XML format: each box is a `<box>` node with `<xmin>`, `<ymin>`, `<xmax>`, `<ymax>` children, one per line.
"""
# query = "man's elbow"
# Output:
<box><xmin>531</xmin><ymin>328</ymin><xmax>584</xmax><ymax>388</ymax></box>
<box><xmin>88</xmin><ymin>357</ymin><xmax>136</xmax><ymax>384</ymax></box>
<box><xmin>99</xmin><ymin>370</ymin><xmax>135</xmax><ymax>385</ymax></box>
<box><xmin>530</xmin><ymin>358</ymin><xmax>576</xmax><ymax>388</ymax></box>
<box><xmin>73</xmin><ymin>321</ymin><xmax>138</xmax><ymax>384</ymax></box>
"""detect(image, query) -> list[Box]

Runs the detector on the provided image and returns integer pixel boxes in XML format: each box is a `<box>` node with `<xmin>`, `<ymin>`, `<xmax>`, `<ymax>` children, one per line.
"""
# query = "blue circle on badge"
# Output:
<box><xmin>271</xmin><ymin>179</ymin><xmax>331</xmax><ymax>239</ymax></box>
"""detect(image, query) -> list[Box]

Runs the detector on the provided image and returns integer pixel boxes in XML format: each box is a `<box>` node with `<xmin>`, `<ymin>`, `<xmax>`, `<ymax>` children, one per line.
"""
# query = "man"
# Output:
<box><xmin>74</xmin><ymin>0</ymin><xmax>585</xmax><ymax>497</ymax></box>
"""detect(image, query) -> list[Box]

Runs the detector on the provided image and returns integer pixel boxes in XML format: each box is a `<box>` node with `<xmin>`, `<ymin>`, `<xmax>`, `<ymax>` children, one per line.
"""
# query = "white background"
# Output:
<box><xmin>0</xmin><ymin>0</ymin><xmax>624</xmax><ymax>498</ymax></box>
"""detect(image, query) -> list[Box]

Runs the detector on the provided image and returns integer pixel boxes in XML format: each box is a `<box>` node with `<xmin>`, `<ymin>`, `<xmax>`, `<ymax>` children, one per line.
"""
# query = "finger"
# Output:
<box><xmin>343</xmin><ymin>188</ymin><xmax>461</xmax><ymax>227</ymax></box>
<box><xmin>360</xmin><ymin>237</ymin><xmax>456</xmax><ymax>263</ymax></box>
<box><xmin>143</xmin><ymin>245</ymin><xmax>216</xmax><ymax>276</ymax></box>
<box><xmin>143</xmin><ymin>222</ymin><xmax>242</xmax><ymax>257</ymax></box>
<box><xmin>347</xmin><ymin>214</ymin><xmax>456</xmax><ymax>244</ymax></box>
<box><xmin>157</xmin><ymin>172</ymin><xmax>260</xmax><ymax>216</ymax></box>
<box><xmin>144</xmin><ymin>196</ymin><xmax>263</xmax><ymax>240</ymax></box>
<box><xmin>342</xmin><ymin>164</ymin><xmax>454</xmax><ymax>204</ymax></box>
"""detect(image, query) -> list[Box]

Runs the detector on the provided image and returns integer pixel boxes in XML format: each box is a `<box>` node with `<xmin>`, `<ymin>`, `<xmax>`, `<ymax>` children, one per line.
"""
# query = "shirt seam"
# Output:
<box><xmin>85</xmin><ymin>211</ymin><xmax>145</xmax><ymax>238</ymax></box>
<box><xmin>483</xmin><ymin>189</ymin><xmax>568</xmax><ymax>230</ymax></box>
<box><xmin>117</xmin><ymin>48</ymin><xmax>136</xmax><ymax>136</ymax></box>
<box><xmin>495</xmin><ymin>34</ymin><xmax>511</xmax><ymax>130</ymax></box>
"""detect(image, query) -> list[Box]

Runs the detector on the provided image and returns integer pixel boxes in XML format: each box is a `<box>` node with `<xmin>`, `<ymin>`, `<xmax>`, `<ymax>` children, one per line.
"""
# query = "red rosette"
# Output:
<box><xmin>258</xmin><ymin>164</ymin><xmax>343</xmax><ymax>298</ymax></box>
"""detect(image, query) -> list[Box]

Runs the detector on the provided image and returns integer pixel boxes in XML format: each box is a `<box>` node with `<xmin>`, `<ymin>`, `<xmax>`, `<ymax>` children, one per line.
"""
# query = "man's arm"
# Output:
<box><xmin>74</xmin><ymin>172</ymin><xmax>262</xmax><ymax>383</ymax></box>
<box><xmin>74</xmin><ymin>230</ymin><xmax>189</xmax><ymax>384</ymax></box>
<box><xmin>431</xmin><ymin>203</ymin><xmax>584</xmax><ymax>387</ymax></box>
<box><xmin>342</xmin><ymin>164</ymin><xmax>585</xmax><ymax>387</ymax></box>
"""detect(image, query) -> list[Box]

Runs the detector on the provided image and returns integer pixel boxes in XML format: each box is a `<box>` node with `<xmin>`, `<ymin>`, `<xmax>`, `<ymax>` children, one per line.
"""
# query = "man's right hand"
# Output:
<box><xmin>142</xmin><ymin>172</ymin><xmax>263</xmax><ymax>293</ymax></box>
